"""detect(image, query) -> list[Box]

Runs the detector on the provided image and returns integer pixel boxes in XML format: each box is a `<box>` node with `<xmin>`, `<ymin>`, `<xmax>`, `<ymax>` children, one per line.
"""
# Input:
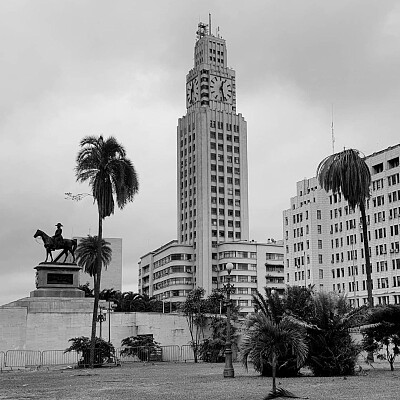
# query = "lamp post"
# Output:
<box><xmin>223</xmin><ymin>262</ymin><xmax>235</xmax><ymax>378</ymax></box>
<box><xmin>97</xmin><ymin>307</ymin><xmax>106</xmax><ymax>339</ymax></box>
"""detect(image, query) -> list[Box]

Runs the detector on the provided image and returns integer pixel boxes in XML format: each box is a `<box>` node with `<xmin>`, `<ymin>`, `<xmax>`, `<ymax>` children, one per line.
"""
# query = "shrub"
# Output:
<box><xmin>305</xmin><ymin>292</ymin><xmax>364</xmax><ymax>376</ymax></box>
<box><xmin>65</xmin><ymin>336</ymin><xmax>115</xmax><ymax>368</ymax></box>
<box><xmin>120</xmin><ymin>335</ymin><xmax>162</xmax><ymax>361</ymax></box>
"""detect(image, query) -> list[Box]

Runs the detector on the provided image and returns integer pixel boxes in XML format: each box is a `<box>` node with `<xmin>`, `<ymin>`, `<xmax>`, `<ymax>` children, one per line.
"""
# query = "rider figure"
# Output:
<box><xmin>53</xmin><ymin>223</ymin><xmax>64</xmax><ymax>248</ymax></box>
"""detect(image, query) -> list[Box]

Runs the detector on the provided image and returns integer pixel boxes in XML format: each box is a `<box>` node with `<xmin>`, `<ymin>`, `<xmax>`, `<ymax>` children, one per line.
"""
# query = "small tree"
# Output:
<box><xmin>241</xmin><ymin>312</ymin><xmax>308</xmax><ymax>398</ymax></box>
<box><xmin>363</xmin><ymin>305</ymin><xmax>400</xmax><ymax>371</ymax></box>
<box><xmin>247</xmin><ymin>288</ymin><xmax>308</xmax><ymax>377</ymax></box>
<box><xmin>181</xmin><ymin>287</ymin><xmax>208</xmax><ymax>363</ymax></box>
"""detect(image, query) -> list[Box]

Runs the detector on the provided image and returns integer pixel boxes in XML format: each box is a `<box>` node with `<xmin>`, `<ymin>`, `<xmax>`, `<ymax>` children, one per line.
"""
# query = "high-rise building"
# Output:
<box><xmin>139</xmin><ymin>21</ymin><xmax>283</xmax><ymax>314</ymax></box>
<box><xmin>284</xmin><ymin>144</ymin><xmax>400</xmax><ymax>307</ymax></box>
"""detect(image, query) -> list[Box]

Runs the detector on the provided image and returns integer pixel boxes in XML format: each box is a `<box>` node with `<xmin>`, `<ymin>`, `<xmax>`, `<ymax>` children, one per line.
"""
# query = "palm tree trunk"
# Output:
<box><xmin>360</xmin><ymin>201</ymin><xmax>373</xmax><ymax>306</ymax></box>
<box><xmin>89</xmin><ymin>212</ymin><xmax>103</xmax><ymax>368</ymax></box>
<box><xmin>271</xmin><ymin>353</ymin><xmax>277</xmax><ymax>395</ymax></box>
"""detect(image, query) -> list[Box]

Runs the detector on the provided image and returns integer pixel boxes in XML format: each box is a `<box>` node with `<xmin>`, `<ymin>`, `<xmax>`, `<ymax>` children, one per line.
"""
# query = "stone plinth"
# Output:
<box><xmin>31</xmin><ymin>262</ymin><xmax>84</xmax><ymax>298</ymax></box>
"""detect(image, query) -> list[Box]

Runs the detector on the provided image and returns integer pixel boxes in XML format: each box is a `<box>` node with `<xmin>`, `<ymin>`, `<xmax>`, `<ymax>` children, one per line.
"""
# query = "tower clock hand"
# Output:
<box><xmin>220</xmin><ymin>81</ymin><xmax>225</xmax><ymax>101</ymax></box>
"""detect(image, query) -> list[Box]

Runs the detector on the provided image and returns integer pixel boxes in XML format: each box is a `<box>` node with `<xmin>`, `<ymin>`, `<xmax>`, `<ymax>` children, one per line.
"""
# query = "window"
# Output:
<box><xmin>372</xmin><ymin>163</ymin><xmax>384</xmax><ymax>174</ymax></box>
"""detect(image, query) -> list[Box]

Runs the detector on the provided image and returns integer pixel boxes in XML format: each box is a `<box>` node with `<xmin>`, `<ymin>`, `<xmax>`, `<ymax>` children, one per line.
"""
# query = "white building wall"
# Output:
<box><xmin>284</xmin><ymin>144</ymin><xmax>400</xmax><ymax>306</ymax></box>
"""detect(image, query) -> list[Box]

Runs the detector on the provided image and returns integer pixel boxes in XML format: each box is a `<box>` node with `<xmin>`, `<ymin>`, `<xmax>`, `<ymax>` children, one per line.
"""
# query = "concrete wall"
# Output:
<box><xmin>0</xmin><ymin>297</ymin><xmax>194</xmax><ymax>351</ymax></box>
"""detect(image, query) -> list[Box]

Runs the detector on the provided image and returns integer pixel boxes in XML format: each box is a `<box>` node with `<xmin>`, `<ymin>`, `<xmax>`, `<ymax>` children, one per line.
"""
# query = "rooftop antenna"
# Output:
<box><xmin>209</xmin><ymin>13</ymin><xmax>212</xmax><ymax>35</ymax></box>
<box><xmin>331</xmin><ymin>104</ymin><xmax>335</xmax><ymax>154</ymax></box>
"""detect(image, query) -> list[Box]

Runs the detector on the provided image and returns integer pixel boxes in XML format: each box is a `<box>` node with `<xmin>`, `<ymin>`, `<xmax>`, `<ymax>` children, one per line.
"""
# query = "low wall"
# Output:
<box><xmin>0</xmin><ymin>297</ymin><xmax>194</xmax><ymax>351</ymax></box>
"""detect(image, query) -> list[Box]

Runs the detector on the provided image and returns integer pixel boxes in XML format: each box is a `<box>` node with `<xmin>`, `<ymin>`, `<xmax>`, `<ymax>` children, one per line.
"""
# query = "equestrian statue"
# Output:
<box><xmin>34</xmin><ymin>223</ymin><xmax>77</xmax><ymax>263</ymax></box>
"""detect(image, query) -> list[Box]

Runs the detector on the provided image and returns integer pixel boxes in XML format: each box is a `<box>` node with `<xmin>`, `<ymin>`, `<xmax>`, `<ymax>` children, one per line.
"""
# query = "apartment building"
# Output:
<box><xmin>284</xmin><ymin>144</ymin><xmax>400</xmax><ymax>306</ymax></box>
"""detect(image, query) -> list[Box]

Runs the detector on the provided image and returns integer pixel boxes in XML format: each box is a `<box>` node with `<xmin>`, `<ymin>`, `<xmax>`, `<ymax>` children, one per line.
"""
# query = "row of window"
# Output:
<box><xmin>210</xmin><ymin>143</ymin><xmax>240</xmax><ymax>154</ymax></box>
<box><xmin>211</xmin><ymin>164</ymin><xmax>240</xmax><ymax>174</ymax></box>
<box><xmin>210</xmin><ymin>153</ymin><xmax>240</xmax><ymax>163</ymax></box>
<box><xmin>153</xmin><ymin>277</ymin><xmax>193</xmax><ymax>291</ymax></box>
<box><xmin>211</xmin><ymin>219</ymin><xmax>241</xmax><ymax>227</ymax></box>
<box><xmin>210</xmin><ymin>131</ymin><xmax>240</xmax><ymax>141</ymax></box>
<box><xmin>218</xmin><ymin>251</ymin><xmax>257</xmax><ymax>259</ymax></box>
<box><xmin>371</xmin><ymin>157</ymin><xmax>399</xmax><ymax>174</ymax></box>
<box><xmin>211</xmin><ymin>175</ymin><xmax>240</xmax><ymax>185</ymax></box>
<box><xmin>213</xmin><ymin>263</ymin><xmax>257</xmax><ymax>271</ymax></box>
<box><xmin>290</xmin><ymin>210</ymin><xmax>322</xmax><ymax>224</ymax></box>
<box><xmin>212</xmin><ymin>230</ymin><xmax>241</xmax><ymax>239</ymax></box>
<box><xmin>153</xmin><ymin>265</ymin><xmax>193</xmax><ymax>280</ymax></box>
<box><xmin>211</xmin><ymin>199</ymin><xmax>241</xmax><ymax>208</ymax></box>
<box><xmin>210</xmin><ymin>121</ymin><xmax>240</xmax><ymax>133</ymax></box>
<box><xmin>153</xmin><ymin>253</ymin><xmax>193</xmax><ymax>269</ymax></box>
<box><xmin>155</xmin><ymin>289</ymin><xmax>192</xmax><ymax>300</ymax></box>
<box><xmin>372</xmin><ymin>174</ymin><xmax>400</xmax><ymax>190</ymax></box>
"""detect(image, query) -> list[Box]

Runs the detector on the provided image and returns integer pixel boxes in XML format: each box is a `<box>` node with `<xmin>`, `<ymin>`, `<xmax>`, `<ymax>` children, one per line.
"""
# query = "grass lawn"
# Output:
<box><xmin>0</xmin><ymin>361</ymin><xmax>399</xmax><ymax>400</ymax></box>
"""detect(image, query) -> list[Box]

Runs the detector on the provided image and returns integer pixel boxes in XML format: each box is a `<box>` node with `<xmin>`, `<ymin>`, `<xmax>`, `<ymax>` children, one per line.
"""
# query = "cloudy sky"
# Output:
<box><xmin>1</xmin><ymin>0</ymin><xmax>400</xmax><ymax>305</ymax></box>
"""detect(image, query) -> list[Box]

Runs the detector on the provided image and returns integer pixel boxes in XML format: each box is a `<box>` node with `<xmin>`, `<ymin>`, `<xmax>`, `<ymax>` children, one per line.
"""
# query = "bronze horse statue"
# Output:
<box><xmin>34</xmin><ymin>229</ymin><xmax>77</xmax><ymax>263</ymax></box>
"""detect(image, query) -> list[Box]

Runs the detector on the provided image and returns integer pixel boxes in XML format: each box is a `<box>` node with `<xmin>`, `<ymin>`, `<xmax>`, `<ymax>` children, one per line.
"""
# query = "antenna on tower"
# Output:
<box><xmin>331</xmin><ymin>104</ymin><xmax>335</xmax><ymax>154</ymax></box>
<box><xmin>209</xmin><ymin>13</ymin><xmax>212</xmax><ymax>35</ymax></box>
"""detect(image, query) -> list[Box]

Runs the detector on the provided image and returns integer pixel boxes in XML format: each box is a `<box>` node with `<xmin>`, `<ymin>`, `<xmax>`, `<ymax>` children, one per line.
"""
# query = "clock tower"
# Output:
<box><xmin>178</xmin><ymin>21</ymin><xmax>249</xmax><ymax>292</ymax></box>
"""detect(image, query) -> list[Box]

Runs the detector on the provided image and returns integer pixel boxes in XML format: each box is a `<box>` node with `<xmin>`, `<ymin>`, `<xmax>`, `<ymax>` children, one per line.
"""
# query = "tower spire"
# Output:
<box><xmin>331</xmin><ymin>104</ymin><xmax>335</xmax><ymax>154</ymax></box>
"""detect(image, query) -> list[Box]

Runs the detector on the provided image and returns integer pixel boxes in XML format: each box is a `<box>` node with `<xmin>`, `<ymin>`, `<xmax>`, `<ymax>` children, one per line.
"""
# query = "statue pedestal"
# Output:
<box><xmin>30</xmin><ymin>262</ymin><xmax>84</xmax><ymax>298</ymax></box>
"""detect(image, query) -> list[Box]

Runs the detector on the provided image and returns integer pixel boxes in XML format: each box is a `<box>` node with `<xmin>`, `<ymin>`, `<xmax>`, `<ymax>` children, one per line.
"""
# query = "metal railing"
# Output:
<box><xmin>0</xmin><ymin>345</ymin><xmax>198</xmax><ymax>370</ymax></box>
<box><xmin>5</xmin><ymin>350</ymin><xmax>41</xmax><ymax>369</ymax></box>
<box><xmin>180</xmin><ymin>345</ymin><xmax>195</xmax><ymax>362</ymax></box>
<box><xmin>41</xmin><ymin>350</ymin><xmax>79</xmax><ymax>367</ymax></box>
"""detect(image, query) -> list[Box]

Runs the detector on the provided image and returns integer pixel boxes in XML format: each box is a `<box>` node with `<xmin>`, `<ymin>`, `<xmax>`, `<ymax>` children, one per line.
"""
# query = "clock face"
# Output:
<box><xmin>210</xmin><ymin>76</ymin><xmax>233</xmax><ymax>103</ymax></box>
<box><xmin>187</xmin><ymin>78</ymin><xmax>199</xmax><ymax>105</ymax></box>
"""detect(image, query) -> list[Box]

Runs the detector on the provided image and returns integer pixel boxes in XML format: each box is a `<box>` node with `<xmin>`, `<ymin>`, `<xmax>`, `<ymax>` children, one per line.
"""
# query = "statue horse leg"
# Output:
<box><xmin>45</xmin><ymin>248</ymin><xmax>53</xmax><ymax>263</ymax></box>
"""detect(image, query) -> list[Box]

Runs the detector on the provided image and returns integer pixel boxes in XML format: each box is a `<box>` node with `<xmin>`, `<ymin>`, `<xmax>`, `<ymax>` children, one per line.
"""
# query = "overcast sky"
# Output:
<box><xmin>1</xmin><ymin>0</ymin><xmax>400</xmax><ymax>305</ymax></box>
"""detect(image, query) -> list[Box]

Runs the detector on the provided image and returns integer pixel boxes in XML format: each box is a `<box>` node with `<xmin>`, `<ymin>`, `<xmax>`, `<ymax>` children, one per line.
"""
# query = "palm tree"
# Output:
<box><xmin>241</xmin><ymin>313</ymin><xmax>308</xmax><ymax>398</ymax></box>
<box><xmin>76</xmin><ymin>236</ymin><xmax>112</xmax><ymax>342</ymax></box>
<box><xmin>317</xmin><ymin>149</ymin><xmax>372</xmax><ymax>306</ymax></box>
<box><xmin>76</xmin><ymin>135</ymin><xmax>139</xmax><ymax>367</ymax></box>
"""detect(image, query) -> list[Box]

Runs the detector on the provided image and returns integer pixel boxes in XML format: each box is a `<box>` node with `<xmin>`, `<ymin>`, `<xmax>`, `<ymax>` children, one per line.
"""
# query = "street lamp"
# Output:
<box><xmin>223</xmin><ymin>262</ymin><xmax>235</xmax><ymax>378</ymax></box>
<box><xmin>97</xmin><ymin>307</ymin><xmax>106</xmax><ymax>339</ymax></box>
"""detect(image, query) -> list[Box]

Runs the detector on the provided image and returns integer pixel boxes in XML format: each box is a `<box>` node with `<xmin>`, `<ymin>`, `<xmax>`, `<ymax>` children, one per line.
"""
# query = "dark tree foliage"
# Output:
<box><xmin>79</xmin><ymin>282</ymin><xmax>94</xmax><ymax>297</ymax></box>
<box><xmin>306</xmin><ymin>292</ymin><xmax>365</xmax><ymax>376</ymax></box>
<box><xmin>199</xmin><ymin>315</ymin><xmax>239</xmax><ymax>363</ymax></box>
<box><xmin>65</xmin><ymin>336</ymin><xmax>115</xmax><ymax>368</ymax></box>
<box><xmin>120</xmin><ymin>335</ymin><xmax>162</xmax><ymax>362</ymax></box>
<box><xmin>180</xmin><ymin>288</ymin><xmax>208</xmax><ymax>363</ymax></box>
<box><xmin>362</xmin><ymin>305</ymin><xmax>400</xmax><ymax>371</ymax></box>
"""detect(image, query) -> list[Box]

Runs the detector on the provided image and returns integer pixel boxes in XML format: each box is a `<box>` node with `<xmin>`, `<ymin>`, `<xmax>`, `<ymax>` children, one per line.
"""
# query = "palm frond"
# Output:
<box><xmin>75</xmin><ymin>236</ymin><xmax>112</xmax><ymax>276</ymax></box>
<box><xmin>75</xmin><ymin>135</ymin><xmax>139</xmax><ymax>220</ymax></box>
<box><xmin>317</xmin><ymin>148</ymin><xmax>371</xmax><ymax>209</ymax></box>
<box><xmin>264</xmin><ymin>387</ymin><xmax>308</xmax><ymax>399</ymax></box>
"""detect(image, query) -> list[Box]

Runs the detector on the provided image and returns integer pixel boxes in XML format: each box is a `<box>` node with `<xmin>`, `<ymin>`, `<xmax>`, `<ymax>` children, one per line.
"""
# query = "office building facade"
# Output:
<box><xmin>139</xmin><ymin>22</ymin><xmax>283</xmax><ymax>314</ymax></box>
<box><xmin>284</xmin><ymin>144</ymin><xmax>400</xmax><ymax>306</ymax></box>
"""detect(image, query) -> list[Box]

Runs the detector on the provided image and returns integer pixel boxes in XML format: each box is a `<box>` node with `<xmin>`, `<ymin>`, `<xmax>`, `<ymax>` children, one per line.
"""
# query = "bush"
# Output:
<box><xmin>65</xmin><ymin>336</ymin><xmax>115</xmax><ymax>368</ymax></box>
<box><xmin>305</xmin><ymin>292</ymin><xmax>364</xmax><ymax>376</ymax></box>
<box><xmin>120</xmin><ymin>335</ymin><xmax>162</xmax><ymax>361</ymax></box>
